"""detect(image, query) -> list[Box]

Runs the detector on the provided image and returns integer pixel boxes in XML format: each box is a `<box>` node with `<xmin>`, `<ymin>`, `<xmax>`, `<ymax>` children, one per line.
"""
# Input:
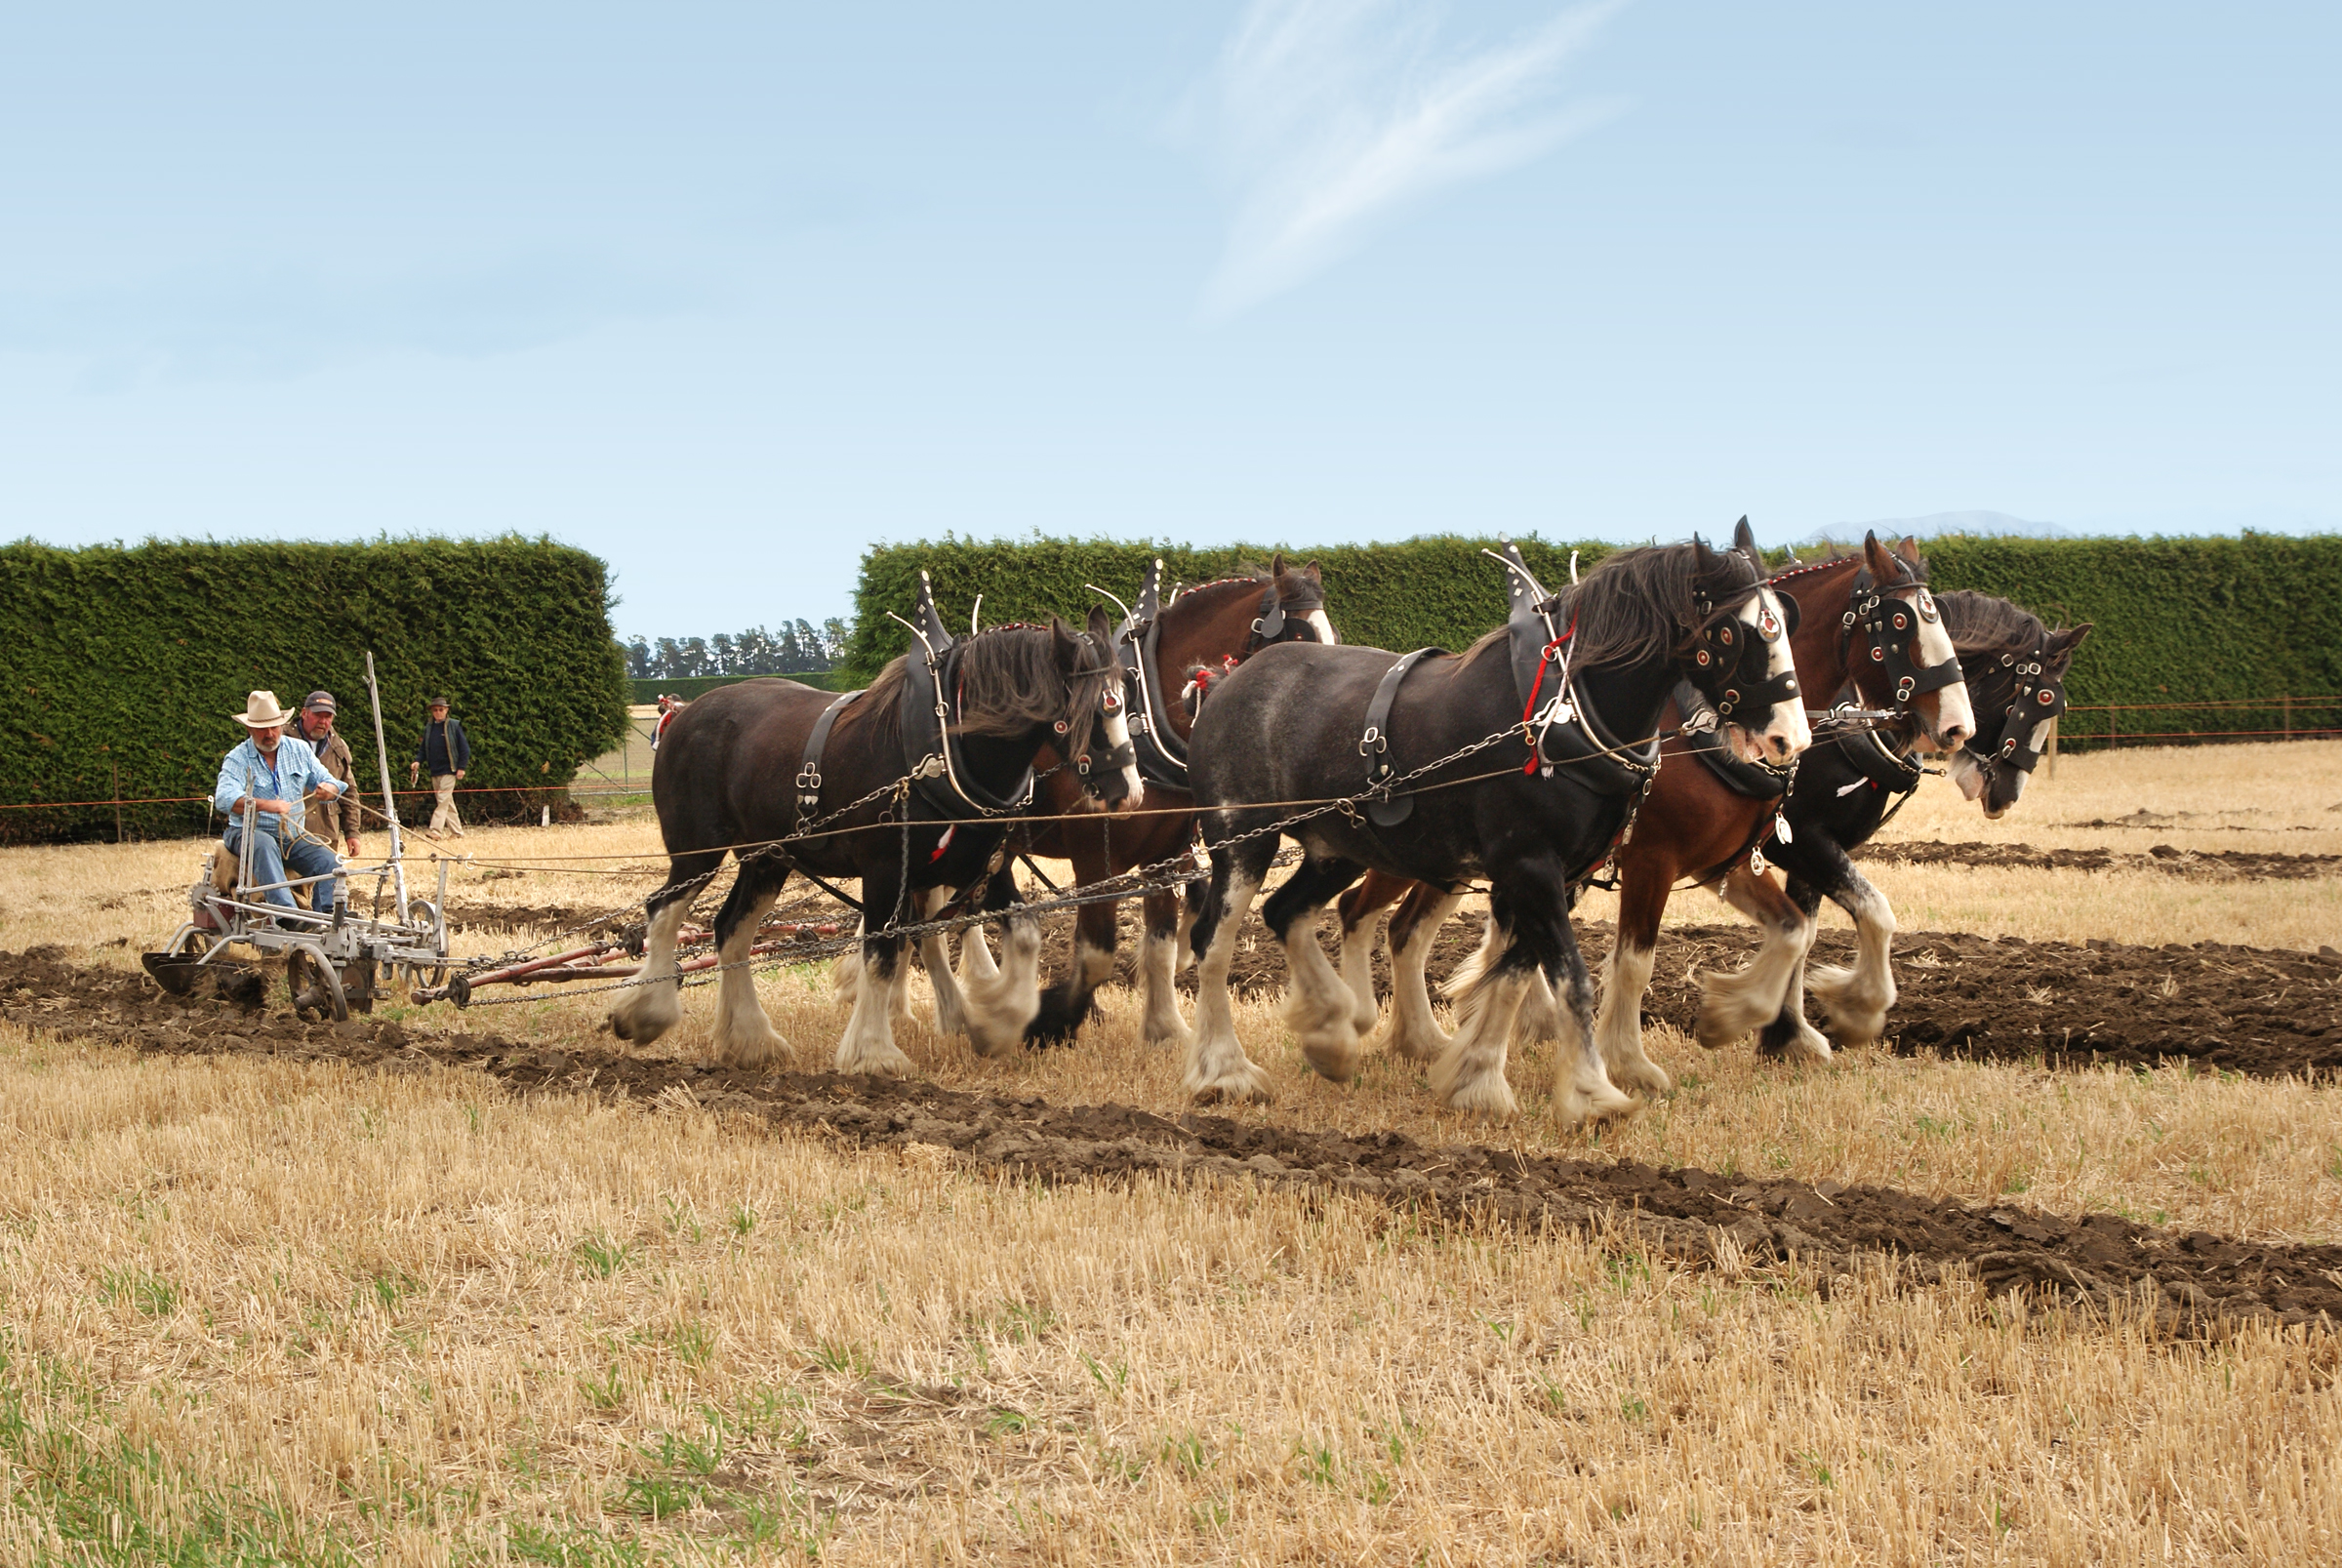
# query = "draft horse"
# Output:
<box><xmin>1011</xmin><ymin>554</ymin><xmax>1336</xmax><ymax>1046</ymax></box>
<box><xmin>1734</xmin><ymin>589</ymin><xmax>2089</xmax><ymax>1056</ymax></box>
<box><xmin>1183</xmin><ymin>532</ymin><xmax>1811</xmax><ymax>1124</ymax></box>
<box><xmin>611</xmin><ymin>577</ymin><xmax>1142</xmax><ymax>1074</ymax></box>
<box><xmin>1332</xmin><ymin>532</ymin><xmax>1977</xmax><ymax>1088</ymax></box>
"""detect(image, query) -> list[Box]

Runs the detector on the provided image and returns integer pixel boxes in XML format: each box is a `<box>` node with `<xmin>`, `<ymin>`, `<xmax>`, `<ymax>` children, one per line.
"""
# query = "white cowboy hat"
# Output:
<box><xmin>232</xmin><ymin>690</ymin><xmax>295</xmax><ymax>728</ymax></box>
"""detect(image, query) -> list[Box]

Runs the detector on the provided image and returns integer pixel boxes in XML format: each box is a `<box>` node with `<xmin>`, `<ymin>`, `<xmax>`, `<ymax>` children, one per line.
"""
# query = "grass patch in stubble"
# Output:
<box><xmin>0</xmin><ymin>1338</ymin><xmax>358</xmax><ymax>1567</ymax></box>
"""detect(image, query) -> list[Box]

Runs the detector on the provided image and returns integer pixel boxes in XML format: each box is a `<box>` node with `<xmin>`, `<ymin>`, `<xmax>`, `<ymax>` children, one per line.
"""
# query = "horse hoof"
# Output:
<box><xmin>1188</xmin><ymin>1066</ymin><xmax>1272</xmax><ymax>1105</ymax></box>
<box><xmin>1440</xmin><ymin>1075</ymin><xmax>1520</xmax><ymax>1118</ymax></box>
<box><xmin>1607</xmin><ymin>1057</ymin><xmax>1674</xmax><ymax>1097</ymax></box>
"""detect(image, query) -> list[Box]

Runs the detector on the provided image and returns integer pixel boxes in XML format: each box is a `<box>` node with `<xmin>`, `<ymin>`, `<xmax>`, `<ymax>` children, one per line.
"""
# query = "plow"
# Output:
<box><xmin>141</xmin><ymin>652</ymin><xmax>456</xmax><ymax>1020</ymax></box>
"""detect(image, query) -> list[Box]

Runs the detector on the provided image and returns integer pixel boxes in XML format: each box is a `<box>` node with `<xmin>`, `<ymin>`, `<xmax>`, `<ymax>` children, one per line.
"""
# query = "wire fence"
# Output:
<box><xmin>12</xmin><ymin>695</ymin><xmax>2342</xmax><ymax>840</ymax></box>
<box><xmin>2049</xmin><ymin>695</ymin><xmax>2342</xmax><ymax>751</ymax></box>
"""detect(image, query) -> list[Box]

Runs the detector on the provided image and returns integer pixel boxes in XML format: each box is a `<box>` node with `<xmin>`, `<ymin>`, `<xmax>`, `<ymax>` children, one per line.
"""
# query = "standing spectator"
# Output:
<box><xmin>409</xmin><ymin>696</ymin><xmax>470</xmax><ymax>840</ymax></box>
<box><xmin>295</xmin><ymin>691</ymin><xmax>363</xmax><ymax>859</ymax></box>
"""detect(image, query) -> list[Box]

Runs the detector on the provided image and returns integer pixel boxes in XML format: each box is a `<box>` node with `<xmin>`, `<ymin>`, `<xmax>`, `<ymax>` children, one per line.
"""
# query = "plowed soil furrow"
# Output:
<box><xmin>4</xmin><ymin>946</ymin><xmax>2335</xmax><ymax>1333</ymax></box>
<box><xmin>1853</xmin><ymin>841</ymin><xmax>2341</xmax><ymax>878</ymax></box>
<box><xmin>1199</xmin><ymin>920</ymin><xmax>2342</xmax><ymax>1082</ymax></box>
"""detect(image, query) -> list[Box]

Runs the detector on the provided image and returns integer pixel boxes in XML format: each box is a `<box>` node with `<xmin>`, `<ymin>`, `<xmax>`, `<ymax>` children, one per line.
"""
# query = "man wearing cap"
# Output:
<box><xmin>293</xmin><ymin>691</ymin><xmax>362</xmax><ymax>860</ymax></box>
<box><xmin>212</xmin><ymin>691</ymin><xmax>344</xmax><ymax>913</ymax></box>
<box><xmin>408</xmin><ymin>696</ymin><xmax>469</xmax><ymax>840</ymax></box>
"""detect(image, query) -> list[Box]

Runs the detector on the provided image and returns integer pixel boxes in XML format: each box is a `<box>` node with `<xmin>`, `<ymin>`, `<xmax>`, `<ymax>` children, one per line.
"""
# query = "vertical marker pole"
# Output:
<box><xmin>364</xmin><ymin>651</ymin><xmax>411</xmax><ymax>924</ymax></box>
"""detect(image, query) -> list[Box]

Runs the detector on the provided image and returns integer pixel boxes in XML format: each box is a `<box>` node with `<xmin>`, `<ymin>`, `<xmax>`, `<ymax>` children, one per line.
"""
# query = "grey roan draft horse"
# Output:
<box><xmin>1181</xmin><ymin>532</ymin><xmax>1813</xmax><ymax>1125</ymax></box>
<box><xmin>610</xmin><ymin>605</ymin><xmax>1142</xmax><ymax>1074</ymax></box>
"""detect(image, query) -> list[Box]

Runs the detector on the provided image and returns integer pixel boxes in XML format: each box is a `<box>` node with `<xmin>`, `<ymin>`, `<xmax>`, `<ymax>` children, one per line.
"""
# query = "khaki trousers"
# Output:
<box><xmin>429</xmin><ymin>775</ymin><xmax>465</xmax><ymax>836</ymax></box>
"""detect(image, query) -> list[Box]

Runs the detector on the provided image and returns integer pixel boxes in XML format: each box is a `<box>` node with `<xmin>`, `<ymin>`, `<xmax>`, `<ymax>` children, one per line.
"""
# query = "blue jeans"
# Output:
<box><xmin>222</xmin><ymin>824</ymin><xmax>343</xmax><ymax>912</ymax></box>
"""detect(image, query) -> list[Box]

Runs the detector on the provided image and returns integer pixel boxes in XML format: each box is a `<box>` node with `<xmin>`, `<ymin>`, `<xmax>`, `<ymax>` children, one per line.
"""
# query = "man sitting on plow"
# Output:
<box><xmin>212</xmin><ymin>690</ymin><xmax>346</xmax><ymax>913</ymax></box>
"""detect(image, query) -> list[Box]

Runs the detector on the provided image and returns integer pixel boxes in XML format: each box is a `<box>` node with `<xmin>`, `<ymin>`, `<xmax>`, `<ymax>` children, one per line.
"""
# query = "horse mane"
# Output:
<box><xmin>1455</xmin><ymin>541</ymin><xmax>1762</xmax><ymax>674</ymax></box>
<box><xmin>1177</xmin><ymin>563</ymin><xmax>1327</xmax><ymax>618</ymax></box>
<box><xmin>1936</xmin><ymin>589</ymin><xmax>2044</xmax><ymax>659</ymax></box>
<box><xmin>1769</xmin><ymin>544</ymin><xmax>1931</xmax><ymax>587</ymax></box>
<box><xmin>852</xmin><ymin>624</ymin><xmax>1110</xmax><ymax>748</ymax></box>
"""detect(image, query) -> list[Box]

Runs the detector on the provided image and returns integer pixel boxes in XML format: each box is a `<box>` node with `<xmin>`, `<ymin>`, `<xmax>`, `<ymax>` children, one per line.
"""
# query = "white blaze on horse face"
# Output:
<box><xmin>1729</xmin><ymin>587</ymin><xmax>1811</xmax><ymax>765</ymax></box>
<box><xmin>1307</xmin><ymin>610</ymin><xmax>1338</xmax><ymax>647</ymax></box>
<box><xmin>1948</xmin><ymin>747</ymin><xmax>1989</xmax><ymax>803</ymax></box>
<box><xmin>1098</xmin><ymin>690</ymin><xmax>1145</xmax><ymax>807</ymax></box>
<box><xmin>1905</xmin><ymin>588</ymin><xmax>1975</xmax><ymax>748</ymax></box>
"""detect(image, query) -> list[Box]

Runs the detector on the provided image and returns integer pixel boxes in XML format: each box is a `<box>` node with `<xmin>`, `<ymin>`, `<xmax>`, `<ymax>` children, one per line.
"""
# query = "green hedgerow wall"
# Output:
<box><xmin>849</xmin><ymin>533</ymin><xmax>2342</xmax><ymax>747</ymax></box>
<box><xmin>1</xmin><ymin>538</ymin><xmax>630</xmax><ymax>843</ymax></box>
<box><xmin>843</xmin><ymin>536</ymin><xmax>1635</xmax><ymax>680</ymax></box>
<box><xmin>1897</xmin><ymin>535</ymin><xmax>2342</xmax><ymax>744</ymax></box>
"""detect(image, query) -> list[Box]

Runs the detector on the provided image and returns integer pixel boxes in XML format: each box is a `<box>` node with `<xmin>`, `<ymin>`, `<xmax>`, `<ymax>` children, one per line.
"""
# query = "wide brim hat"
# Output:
<box><xmin>427</xmin><ymin>696</ymin><xmax>452</xmax><ymax>708</ymax></box>
<box><xmin>233</xmin><ymin>690</ymin><xmax>295</xmax><ymax>728</ymax></box>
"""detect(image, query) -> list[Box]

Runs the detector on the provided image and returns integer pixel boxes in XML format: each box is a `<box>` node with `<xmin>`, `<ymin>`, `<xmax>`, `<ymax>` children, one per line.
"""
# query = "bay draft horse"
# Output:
<box><xmin>1333</xmin><ymin>532</ymin><xmax>1976</xmax><ymax>1093</ymax></box>
<box><xmin>1183</xmin><ymin>533</ymin><xmax>1810</xmax><ymax>1125</ymax></box>
<box><xmin>1738</xmin><ymin>590</ymin><xmax>2089</xmax><ymax>1057</ymax></box>
<box><xmin>611</xmin><ymin>605</ymin><xmax>1141</xmax><ymax>1075</ymax></box>
<box><xmin>1007</xmin><ymin>555</ymin><xmax>1337</xmax><ymax>1047</ymax></box>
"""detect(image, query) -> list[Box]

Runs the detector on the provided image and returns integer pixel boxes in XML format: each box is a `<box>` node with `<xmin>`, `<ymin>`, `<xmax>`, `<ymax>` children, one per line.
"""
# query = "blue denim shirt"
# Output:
<box><xmin>213</xmin><ymin>735</ymin><xmax>337</xmax><ymax>841</ymax></box>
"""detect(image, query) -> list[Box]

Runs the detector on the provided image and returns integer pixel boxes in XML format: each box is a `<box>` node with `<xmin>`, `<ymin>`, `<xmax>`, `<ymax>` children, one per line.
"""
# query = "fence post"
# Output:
<box><xmin>2283</xmin><ymin>695</ymin><xmax>2292</xmax><ymax>742</ymax></box>
<box><xmin>2044</xmin><ymin>717</ymin><xmax>2058</xmax><ymax>780</ymax></box>
<box><xmin>2107</xmin><ymin>705</ymin><xmax>2116</xmax><ymax>750</ymax></box>
<box><xmin>111</xmin><ymin>757</ymin><xmax>123</xmax><ymax>844</ymax></box>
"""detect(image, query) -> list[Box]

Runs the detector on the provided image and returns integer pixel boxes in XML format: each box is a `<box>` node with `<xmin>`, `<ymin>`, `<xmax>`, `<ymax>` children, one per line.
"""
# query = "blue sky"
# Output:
<box><xmin>4</xmin><ymin>3</ymin><xmax>2335</xmax><ymax>636</ymax></box>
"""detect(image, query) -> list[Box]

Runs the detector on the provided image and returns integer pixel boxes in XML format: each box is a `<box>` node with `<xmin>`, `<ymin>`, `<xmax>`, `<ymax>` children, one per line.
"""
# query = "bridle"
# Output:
<box><xmin>1687</xmin><ymin>548</ymin><xmax>1800</xmax><ymax>724</ymax></box>
<box><xmin>1245</xmin><ymin>578</ymin><xmax>1325</xmax><ymax>654</ymax></box>
<box><xmin>1839</xmin><ymin>565</ymin><xmax>1962</xmax><ymax>717</ymax></box>
<box><xmin>1066</xmin><ymin>628</ymin><xmax>1137</xmax><ymax>798</ymax></box>
<box><xmin>1964</xmin><ymin>640</ymin><xmax>2068</xmax><ymax>784</ymax></box>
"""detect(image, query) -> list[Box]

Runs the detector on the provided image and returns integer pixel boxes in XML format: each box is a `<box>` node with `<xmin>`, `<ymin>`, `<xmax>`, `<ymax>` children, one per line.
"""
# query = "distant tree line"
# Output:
<box><xmin>622</xmin><ymin>619</ymin><xmax>849</xmax><ymax>679</ymax></box>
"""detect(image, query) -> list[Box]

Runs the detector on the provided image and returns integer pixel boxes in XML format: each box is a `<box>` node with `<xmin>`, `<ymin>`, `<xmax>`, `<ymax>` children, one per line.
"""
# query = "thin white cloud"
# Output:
<box><xmin>1191</xmin><ymin>0</ymin><xmax>1631</xmax><ymax>318</ymax></box>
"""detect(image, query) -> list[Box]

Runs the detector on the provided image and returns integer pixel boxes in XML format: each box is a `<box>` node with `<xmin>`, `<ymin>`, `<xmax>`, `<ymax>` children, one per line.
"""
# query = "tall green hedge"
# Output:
<box><xmin>844</xmin><ymin>535</ymin><xmax>1638</xmax><ymax>680</ymax></box>
<box><xmin>1905</xmin><ymin>535</ymin><xmax>2342</xmax><ymax>744</ymax></box>
<box><xmin>850</xmin><ymin>533</ymin><xmax>2342</xmax><ymax>747</ymax></box>
<box><xmin>1</xmin><ymin>538</ymin><xmax>630</xmax><ymax>843</ymax></box>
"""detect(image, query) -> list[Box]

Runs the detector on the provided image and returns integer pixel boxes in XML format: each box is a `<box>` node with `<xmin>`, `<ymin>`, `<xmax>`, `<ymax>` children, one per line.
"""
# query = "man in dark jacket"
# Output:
<box><xmin>409</xmin><ymin>696</ymin><xmax>470</xmax><ymax>839</ymax></box>
<box><xmin>295</xmin><ymin>691</ymin><xmax>363</xmax><ymax>859</ymax></box>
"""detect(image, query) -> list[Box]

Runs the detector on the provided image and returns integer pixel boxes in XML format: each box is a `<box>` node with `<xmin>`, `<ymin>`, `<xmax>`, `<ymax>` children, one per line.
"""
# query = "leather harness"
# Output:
<box><xmin>793</xmin><ymin>571</ymin><xmax>1121</xmax><ymax>830</ymax></box>
<box><xmin>1972</xmin><ymin>642</ymin><xmax>2067</xmax><ymax>777</ymax></box>
<box><xmin>1110</xmin><ymin>560</ymin><xmax>1324</xmax><ymax>791</ymax></box>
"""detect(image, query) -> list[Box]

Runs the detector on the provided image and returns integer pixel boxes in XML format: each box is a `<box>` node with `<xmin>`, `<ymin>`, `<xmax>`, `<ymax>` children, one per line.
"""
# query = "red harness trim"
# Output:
<box><xmin>1518</xmin><ymin>606</ymin><xmax>1579</xmax><ymax>775</ymax></box>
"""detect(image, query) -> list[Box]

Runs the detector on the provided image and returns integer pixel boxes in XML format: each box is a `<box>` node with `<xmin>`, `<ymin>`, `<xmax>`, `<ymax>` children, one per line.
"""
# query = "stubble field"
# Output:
<box><xmin>1</xmin><ymin>740</ymin><xmax>2338</xmax><ymax>1564</ymax></box>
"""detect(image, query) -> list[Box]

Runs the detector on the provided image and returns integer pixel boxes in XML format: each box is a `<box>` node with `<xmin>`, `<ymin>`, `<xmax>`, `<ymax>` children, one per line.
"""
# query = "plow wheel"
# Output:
<box><xmin>286</xmin><ymin>948</ymin><xmax>351</xmax><ymax>1024</ymax></box>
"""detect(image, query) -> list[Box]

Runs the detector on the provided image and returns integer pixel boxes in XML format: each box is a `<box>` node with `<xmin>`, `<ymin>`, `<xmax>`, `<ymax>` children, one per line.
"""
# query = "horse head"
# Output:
<box><xmin>1849</xmin><ymin>532</ymin><xmax>1976</xmax><ymax>753</ymax></box>
<box><xmin>1264</xmin><ymin>551</ymin><xmax>1338</xmax><ymax>649</ymax></box>
<box><xmin>1056</xmin><ymin>606</ymin><xmax>1146</xmax><ymax>809</ymax></box>
<box><xmin>1676</xmin><ymin>520</ymin><xmax>1812</xmax><ymax>767</ymax></box>
<box><xmin>1941</xmin><ymin>600</ymin><xmax>2091</xmax><ymax>818</ymax></box>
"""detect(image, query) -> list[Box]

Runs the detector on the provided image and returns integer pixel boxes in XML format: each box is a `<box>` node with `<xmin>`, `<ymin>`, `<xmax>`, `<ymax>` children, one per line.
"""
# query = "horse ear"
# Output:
<box><xmin>1302</xmin><ymin>559</ymin><xmax>1323</xmax><ymax>583</ymax></box>
<box><xmin>1270</xmin><ymin>550</ymin><xmax>1288</xmax><ymax>580</ymax></box>
<box><xmin>1051</xmin><ymin>617</ymin><xmax>1080</xmax><ymax>668</ymax></box>
<box><xmin>1896</xmin><ymin>535</ymin><xmax>1923</xmax><ymax>568</ymax></box>
<box><xmin>2047</xmin><ymin>623</ymin><xmax>2092</xmax><ymax>665</ymax></box>
<box><xmin>1732</xmin><ymin>515</ymin><xmax>1758</xmax><ymax>558</ymax></box>
<box><xmin>1862</xmin><ymin>529</ymin><xmax>1898</xmax><ymax>582</ymax></box>
<box><xmin>1086</xmin><ymin>604</ymin><xmax>1113</xmax><ymax>639</ymax></box>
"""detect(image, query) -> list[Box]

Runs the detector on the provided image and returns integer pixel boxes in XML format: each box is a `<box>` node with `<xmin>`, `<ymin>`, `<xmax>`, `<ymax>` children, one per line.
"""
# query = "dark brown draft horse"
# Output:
<box><xmin>1728</xmin><ymin>589</ymin><xmax>2089</xmax><ymax>1058</ymax></box>
<box><xmin>1002</xmin><ymin>555</ymin><xmax>1335</xmax><ymax>1047</ymax></box>
<box><xmin>611</xmin><ymin>592</ymin><xmax>1140</xmax><ymax>1074</ymax></box>
<box><xmin>1333</xmin><ymin>532</ymin><xmax>1977</xmax><ymax>1094</ymax></box>
<box><xmin>1184</xmin><ymin>534</ymin><xmax>1811</xmax><ymax>1125</ymax></box>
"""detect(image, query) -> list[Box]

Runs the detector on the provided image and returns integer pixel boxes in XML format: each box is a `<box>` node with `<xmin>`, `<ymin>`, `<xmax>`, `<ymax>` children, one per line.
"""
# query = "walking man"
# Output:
<box><xmin>409</xmin><ymin>695</ymin><xmax>470</xmax><ymax>839</ymax></box>
<box><xmin>294</xmin><ymin>691</ymin><xmax>363</xmax><ymax>860</ymax></box>
<box><xmin>213</xmin><ymin>691</ymin><xmax>343</xmax><ymax>912</ymax></box>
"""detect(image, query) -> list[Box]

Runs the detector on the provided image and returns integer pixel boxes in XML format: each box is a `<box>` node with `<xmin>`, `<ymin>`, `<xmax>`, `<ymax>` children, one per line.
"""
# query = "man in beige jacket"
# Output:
<box><xmin>294</xmin><ymin>691</ymin><xmax>363</xmax><ymax>858</ymax></box>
